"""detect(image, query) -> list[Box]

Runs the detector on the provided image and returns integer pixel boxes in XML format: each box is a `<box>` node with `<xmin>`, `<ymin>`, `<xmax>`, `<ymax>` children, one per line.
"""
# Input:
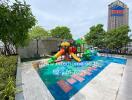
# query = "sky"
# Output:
<box><xmin>13</xmin><ymin>0</ymin><xmax>132</xmax><ymax>39</ymax></box>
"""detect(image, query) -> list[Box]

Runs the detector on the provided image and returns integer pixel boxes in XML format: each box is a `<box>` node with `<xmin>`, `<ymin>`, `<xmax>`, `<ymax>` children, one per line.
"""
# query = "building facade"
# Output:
<box><xmin>108</xmin><ymin>0</ymin><xmax>129</xmax><ymax>31</ymax></box>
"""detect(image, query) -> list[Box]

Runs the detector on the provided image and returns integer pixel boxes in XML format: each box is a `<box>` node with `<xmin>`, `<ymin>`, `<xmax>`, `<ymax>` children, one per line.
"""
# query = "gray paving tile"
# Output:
<box><xmin>116</xmin><ymin>56</ymin><xmax>132</xmax><ymax>100</ymax></box>
<box><xmin>71</xmin><ymin>63</ymin><xmax>124</xmax><ymax>100</ymax></box>
<box><xmin>117</xmin><ymin>94</ymin><xmax>132</xmax><ymax>100</ymax></box>
<box><xmin>16</xmin><ymin>59</ymin><xmax>54</xmax><ymax>100</ymax></box>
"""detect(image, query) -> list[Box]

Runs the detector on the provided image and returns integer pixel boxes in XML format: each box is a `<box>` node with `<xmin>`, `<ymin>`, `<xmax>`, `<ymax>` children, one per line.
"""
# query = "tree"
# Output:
<box><xmin>104</xmin><ymin>25</ymin><xmax>131</xmax><ymax>50</ymax></box>
<box><xmin>29</xmin><ymin>26</ymin><xmax>49</xmax><ymax>39</ymax></box>
<box><xmin>0</xmin><ymin>0</ymin><xmax>36</xmax><ymax>55</ymax></box>
<box><xmin>50</xmin><ymin>26</ymin><xmax>72</xmax><ymax>39</ymax></box>
<box><xmin>85</xmin><ymin>24</ymin><xmax>105</xmax><ymax>47</ymax></box>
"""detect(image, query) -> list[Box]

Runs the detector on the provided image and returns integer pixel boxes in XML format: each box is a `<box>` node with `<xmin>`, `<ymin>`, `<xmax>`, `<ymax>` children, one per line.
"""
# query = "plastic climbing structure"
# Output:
<box><xmin>48</xmin><ymin>41</ymin><xmax>81</xmax><ymax>64</ymax></box>
<box><xmin>48</xmin><ymin>39</ymin><xmax>98</xmax><ymax>64</ymax></box>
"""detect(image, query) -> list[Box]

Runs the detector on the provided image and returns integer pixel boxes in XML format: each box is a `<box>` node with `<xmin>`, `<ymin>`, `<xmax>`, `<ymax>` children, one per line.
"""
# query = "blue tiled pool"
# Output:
<box><xmin>38</xmin><ymin>56</ymin><xmax>126</xmax><ymax>100</ymax></box>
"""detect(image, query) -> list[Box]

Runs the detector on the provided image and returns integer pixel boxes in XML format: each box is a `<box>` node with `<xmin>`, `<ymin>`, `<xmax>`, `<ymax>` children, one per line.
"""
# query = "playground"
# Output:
<box><xmin>36</xmin><ymin>39</ymin><xmax>127</xmax><ymax>100</ymax></box>
<box><xmin>15</xmin><ymin>37</ymin><xmax>131</xmax><ymax>100</ymax></box>
<box><xmin>14</xmin><ymin>38</ymin><xmax>130</xmax><ymax>100</ymax></box>
<box><xmin>0</xmin><ymin>0</ymin><xmax>132</xmax><ymax>100</ymax></box>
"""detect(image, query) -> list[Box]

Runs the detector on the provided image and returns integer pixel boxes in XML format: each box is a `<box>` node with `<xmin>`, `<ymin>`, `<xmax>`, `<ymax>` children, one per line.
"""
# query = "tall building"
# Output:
<box><xmin>108</xmin><ymin>0</ymin><xmax>129</xmax><ymax>31</ymax></box>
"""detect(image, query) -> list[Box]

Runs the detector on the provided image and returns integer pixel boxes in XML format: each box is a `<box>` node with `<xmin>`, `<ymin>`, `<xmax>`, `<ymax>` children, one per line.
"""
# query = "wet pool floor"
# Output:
<box><xmin>38</xmin><ymin>56</ymin><xmax>126</xmax><ymax>100</ymax></box>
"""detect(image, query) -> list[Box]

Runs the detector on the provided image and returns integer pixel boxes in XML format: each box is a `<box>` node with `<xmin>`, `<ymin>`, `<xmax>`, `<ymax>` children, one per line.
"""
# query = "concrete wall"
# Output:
<box><xmin>18</xmin><ymin>38</ymin><xmax>63</xmax><ymax>58</ymax></box>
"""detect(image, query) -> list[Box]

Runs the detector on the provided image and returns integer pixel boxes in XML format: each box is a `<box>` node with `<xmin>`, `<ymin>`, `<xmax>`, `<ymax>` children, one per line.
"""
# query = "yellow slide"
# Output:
<box><xmin>54</xmin><ymin>49</ymin><xmax>65</xmax><ymax>58</ymax></box>
<box><xmin>70</xmin><ymin>52</ymin><xmax>81</xmax><ymax>62</ymax></box>
<box><xmin>48</xmin><ymin>49</ymin><xmax>65</xmax><ymax>64</ymax></box>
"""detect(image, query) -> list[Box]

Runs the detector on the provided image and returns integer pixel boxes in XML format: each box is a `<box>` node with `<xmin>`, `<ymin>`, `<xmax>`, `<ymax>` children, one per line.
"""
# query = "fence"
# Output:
<box><xmin>18</xmin><ymin>38</ymin><xmax>63</xmax><ymax>58</ymax></box>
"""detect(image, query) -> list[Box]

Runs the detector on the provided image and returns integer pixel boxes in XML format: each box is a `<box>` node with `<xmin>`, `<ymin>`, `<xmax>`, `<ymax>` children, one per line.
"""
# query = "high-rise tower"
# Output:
<box><xmin>108</xmin><ymin>0</ymin><xmax>129</xmax><ymax>31</ymax></box>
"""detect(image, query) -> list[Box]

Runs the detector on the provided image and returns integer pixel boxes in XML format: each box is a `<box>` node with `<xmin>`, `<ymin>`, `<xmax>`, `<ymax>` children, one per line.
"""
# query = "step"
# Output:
<box><xmin>57</xmin><ymin>80</ymin><xmax>72</xmax><ymax>93</ymax></box>
<box><xmin>72</xmin><ymin>75</ymin><xmax>85</xmax><ymax>82</ymax></box>
<box><xmin>67</xmin><ymin>78</ymin><xmax>77</xmax><ymax>84</ymax></box>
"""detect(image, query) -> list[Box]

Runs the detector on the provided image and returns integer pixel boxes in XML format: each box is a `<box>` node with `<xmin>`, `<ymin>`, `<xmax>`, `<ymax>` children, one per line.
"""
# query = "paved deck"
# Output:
<box><xmin>15</xmin><ymin>58</ymin><xmax>54</xmax><ymax>100</ymax></box>
<box><xmin>116</xmin><ymin>56</ymin><xmax>132</xmax><ymax>100</ymax></box>
<box><xmin>71</xmin><ymin>63</ymin><xmax>125</xmax><ymax>100</ymax></box>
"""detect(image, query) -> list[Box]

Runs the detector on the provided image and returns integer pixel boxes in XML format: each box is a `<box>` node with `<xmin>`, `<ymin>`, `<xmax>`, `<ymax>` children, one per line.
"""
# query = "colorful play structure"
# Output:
<box><xmin>48</xmin><ymin>39</ymin><xmax>98</xmax><ymax>64</ymax></box>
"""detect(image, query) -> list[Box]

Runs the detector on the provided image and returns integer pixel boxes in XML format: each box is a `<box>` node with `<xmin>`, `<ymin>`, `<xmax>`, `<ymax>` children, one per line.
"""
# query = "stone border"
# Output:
<box><xmin>15</xmin><ymin>56</ymin><xmax>24</xmax><ymax>100</ymax></box>
<box><xmin>15</xmin><ymin>58</ymin><xmax>54</xmax><ymax>100</ymax></box>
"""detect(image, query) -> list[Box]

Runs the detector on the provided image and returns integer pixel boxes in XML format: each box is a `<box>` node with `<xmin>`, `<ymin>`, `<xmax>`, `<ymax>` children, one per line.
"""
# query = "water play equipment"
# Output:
<box><xmin>82</xmin><ymin>49</ymin><xmax>98</xmax><ymax>60</ymax></box>
<box><xmin>48</xmin><ymin>42</ymin><xmax>81</xmax><ymax>64</ymax></box>
<box><xmin>70</xmin><ymin>52</ymin><xmax>81</xmax><ymax>62</ymax></box>
<box><xmin>82</xmin><ymin>50</ymin><xmax>92</xmax><ymax>60</ymax></box>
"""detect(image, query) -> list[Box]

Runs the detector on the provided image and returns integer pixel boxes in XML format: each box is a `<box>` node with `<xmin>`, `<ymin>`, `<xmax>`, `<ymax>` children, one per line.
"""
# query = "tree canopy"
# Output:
<box><xmin>104</xmin><ymin>25</ymin><xmax>131</xmax><ymax>49</ymax></box>
<box><xmin>0</xmin><ymin>0</ymin><xmax>36</xmax><ymax>55</ymax></box>
<box><xmin>85</xmin><ymin>24</ymin><xmax>131</xmax><ymax>50</ymax></box>
<box><xmin>29</xmin><ymin>26</ymin><xmax>50</xmax><ymax>39</ymax></box>
<box><xmin>50</xmin><ymin>26</ymin><xmax>73</xmax><ymax>40</ymax></box>
<box><xmin>85</xmin><ymin>24</ymin><xmax>105</xmax><ymax>47</ymax></box>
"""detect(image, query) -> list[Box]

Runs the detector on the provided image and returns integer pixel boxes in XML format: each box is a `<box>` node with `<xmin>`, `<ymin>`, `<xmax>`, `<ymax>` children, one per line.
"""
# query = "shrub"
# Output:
<box><xmin>0</xmin><ymin>55</ymin><xmax>17</xmax><ymax>100</ymax></box>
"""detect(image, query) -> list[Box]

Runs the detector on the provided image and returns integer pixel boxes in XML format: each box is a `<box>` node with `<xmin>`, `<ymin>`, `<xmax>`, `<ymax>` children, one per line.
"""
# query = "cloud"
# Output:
<box><xmin>23</xmin><ymin>0</ymin><xmax>132</xmax><ymax>39</ymax></box>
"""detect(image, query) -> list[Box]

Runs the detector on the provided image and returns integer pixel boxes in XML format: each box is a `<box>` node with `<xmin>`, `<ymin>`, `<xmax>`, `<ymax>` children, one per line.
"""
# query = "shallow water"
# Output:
<box><xmin>38</xmin><ymin>56</ymin><xmax>126</xmax><ymax>100</ymax></box>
